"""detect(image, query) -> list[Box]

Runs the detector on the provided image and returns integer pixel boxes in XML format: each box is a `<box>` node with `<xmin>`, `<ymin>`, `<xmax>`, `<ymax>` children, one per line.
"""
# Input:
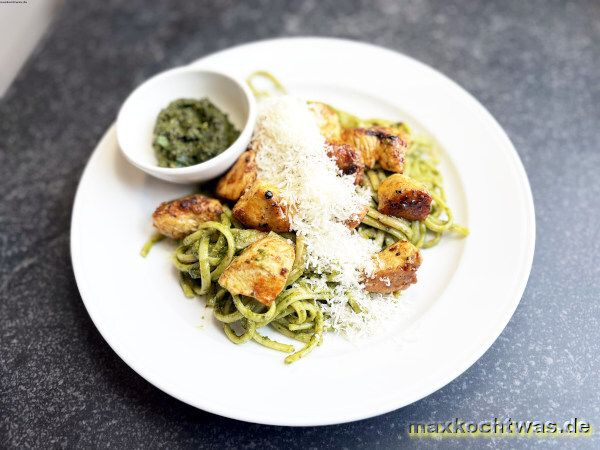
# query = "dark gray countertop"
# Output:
<box><xmin>1</xmin><ymin>0</ymin><xmax>599</xmax><ymax>448</ymax></box>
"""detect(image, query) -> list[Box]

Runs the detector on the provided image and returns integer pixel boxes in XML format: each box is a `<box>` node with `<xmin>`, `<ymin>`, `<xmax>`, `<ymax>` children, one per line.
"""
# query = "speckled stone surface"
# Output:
<box><xmin>1</xmin><ymin>0</ymin><xmax>599</xmax><ymax>448</ymax></box>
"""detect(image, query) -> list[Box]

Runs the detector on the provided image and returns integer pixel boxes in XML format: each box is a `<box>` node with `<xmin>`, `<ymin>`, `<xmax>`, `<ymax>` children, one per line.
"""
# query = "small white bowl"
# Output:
<box><xmin>116</xmin><ymin>67</ymin><xmax>256</xmax><ymax>184</ymax></box>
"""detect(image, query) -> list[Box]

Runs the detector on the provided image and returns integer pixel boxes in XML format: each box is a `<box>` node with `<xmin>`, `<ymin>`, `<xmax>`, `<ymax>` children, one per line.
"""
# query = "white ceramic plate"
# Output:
<box><xmin>71</xmin><ymin>38</ymin><xmax>535</xmax><ymax>426</ymax></box>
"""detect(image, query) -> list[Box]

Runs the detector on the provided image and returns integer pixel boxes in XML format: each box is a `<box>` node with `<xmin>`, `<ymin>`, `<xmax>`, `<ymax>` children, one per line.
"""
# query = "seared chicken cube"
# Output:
<box><xmin>373</xmin><ymin>127</ymin><xmax>408</xmax><ymax>173</ymax></box>
<box><xmin>341</xmin><ymin>128</ymin><xmax>378</xmax><ymax>168</ymax></box>
<box><xmin>365</xmin><ymin>240</ymin><xmax>421</xmax><ymax>293</ymax></box>
<box><xmin>377</xmin><ymin>174</ymin><xmax>432</xmax><ymax>221</ymax></box>
<box><xmin>152</xmin><ymin>194</ymin><xmax>223</xmax><ymax>240</ymax></box>
<box><xmin>216</xmin><ymin>150</ymin><xmax>257</xmax><ymax>201</ymax></box>
<box><xmin>326</xmin><ymin>141</ymin><xmax>365</xmax><ymax>184</ymax></box>
<box><xmin>232</xmin><ymin>180</ymin><xmax>292</xmax><ymax>232</ymax></box>
<box><xmin>308</xmin><ymin>102</ymin><xmax>342</xmax><ymax>140</ymax></box>
<box><xmin>341</xmin><ymin>126</ymin><xmax>407</xmax><ymax>172</ymax></box>
<box><xmin>346</xmin><ymin>205</ymin><xmax>368</xmax><ymax>229</ymax></box>
<box><xmin>218</xmin><ymin>233</ymin><xmax>295</xmax><ymax>305</ymax></box>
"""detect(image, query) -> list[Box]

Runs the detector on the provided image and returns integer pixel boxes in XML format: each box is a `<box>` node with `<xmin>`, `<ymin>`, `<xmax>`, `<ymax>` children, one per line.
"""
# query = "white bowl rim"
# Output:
<box><xmin>116</xmin><ymin>66</ymin><xmax>256</xmax><ymax>175</ymax></box>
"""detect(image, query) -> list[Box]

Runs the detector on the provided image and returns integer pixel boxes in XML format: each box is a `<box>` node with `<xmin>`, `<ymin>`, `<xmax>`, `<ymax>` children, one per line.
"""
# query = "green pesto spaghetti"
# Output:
<box><xmin>171</xmin><ymin>209</ymin><xmax>326</xmax><ymax>364</ymax></box>
<box><xmin>145</xmin><ymin>71</ymin><xmax>468</xmax><ymax>364</ymax></box>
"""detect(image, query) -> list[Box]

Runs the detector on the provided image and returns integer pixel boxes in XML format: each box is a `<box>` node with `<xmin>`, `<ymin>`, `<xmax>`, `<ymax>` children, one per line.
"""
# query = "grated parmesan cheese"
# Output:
<box><xmin>252</xmin><ymin>95</ymin><xmax>397</xmax><ymax>337</ymax></box>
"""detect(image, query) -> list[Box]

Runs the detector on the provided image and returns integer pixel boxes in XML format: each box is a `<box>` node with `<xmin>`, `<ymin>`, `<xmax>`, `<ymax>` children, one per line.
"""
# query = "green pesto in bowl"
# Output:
<box><xmin>153</xmin><ymin>98</ymin><xmax>240</xmax><ymax>168</ymax></box>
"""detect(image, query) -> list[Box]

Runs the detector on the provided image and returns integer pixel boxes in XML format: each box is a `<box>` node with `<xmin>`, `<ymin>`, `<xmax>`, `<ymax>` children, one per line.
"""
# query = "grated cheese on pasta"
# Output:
<box><xmin>252</xmin><ymin>96</ymin><xmax>399</xmax><ymax>337</ymax></box>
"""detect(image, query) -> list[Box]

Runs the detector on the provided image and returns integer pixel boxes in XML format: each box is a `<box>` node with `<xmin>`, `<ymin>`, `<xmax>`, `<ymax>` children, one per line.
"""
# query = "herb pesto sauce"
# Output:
<box><xmin>153</xmin><ymin>98</ymin><xmax>240</xmax><ymax>168</ymax></box>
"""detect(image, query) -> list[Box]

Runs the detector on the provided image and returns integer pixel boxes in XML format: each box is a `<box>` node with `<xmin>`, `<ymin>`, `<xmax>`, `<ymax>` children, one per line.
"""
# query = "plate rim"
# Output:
<box><xmin>70</xmin><ymin>36</ymin><xmax>536</xmax><ymax>426</ymax></box>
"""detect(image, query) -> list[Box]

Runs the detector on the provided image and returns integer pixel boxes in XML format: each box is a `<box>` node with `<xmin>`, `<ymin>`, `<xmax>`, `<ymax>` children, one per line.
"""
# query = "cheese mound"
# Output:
<box><xmin>252</xmin><ymin>96</ymin><xmax>398</xmax><ymax>336</ymax></box>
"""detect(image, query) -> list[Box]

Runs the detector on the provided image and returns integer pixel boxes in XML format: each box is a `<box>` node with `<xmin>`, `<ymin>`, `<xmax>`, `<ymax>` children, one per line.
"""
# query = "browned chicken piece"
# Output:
<box><xmin>346</xmin><ymin>205</ymin><xmax>368</xmax><ymax>229</ymax></box>
<box><xmin>218</xmin><ymin>233</ymin><xmax>295</xmax><ymax>305</ymax></box>
<box><xmin>377</xmin><ymin>174</ymin><xmax>432</xmax><ymax>221</ymax></box>
<box><xmin>216</xmin><ymin>149</ymin><xmax>257</xmax><ymax>201</ymax></box>
<box><xmin>152</xmin><ymin>194</ymin><xmax>223</xmax><ymax>240</ymax></box>
<box><xmin>341</xmin><ymin>128</ymin><xmax>378</xmax><ymax>168</ymax></box>
<box><xmin>374</xmin><ymin>126</ymin><xmax>408</xmax><ymax>173</ymax></box>
<box><xmin>326</xmin><ymin>141</ymin><xmax>365</xmax><ymax>185</ymax></box>
<box><xmin>232</xmin><ymin>180</ymin><xmax>292</xmax><ymax>232</ymax></box>
<box><xmin>365</xmin><ymin>240</ymin><xmax>421</xmax><ymax>293</ymax></box>
<box><xmin>341</xmin><ymin>126</ymin><xmax>408</xmax><ymax>172</ymax></box>
<box><xmin>308</xmin><ymin>102</ymin><xmax>342</xmax><ymax>140</ymax></box>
